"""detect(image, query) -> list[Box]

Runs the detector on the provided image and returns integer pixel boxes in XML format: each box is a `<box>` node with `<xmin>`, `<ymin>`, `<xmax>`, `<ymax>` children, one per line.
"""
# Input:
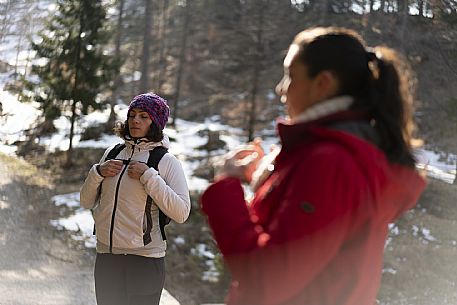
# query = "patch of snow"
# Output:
<box><xmin>174</xmin><ymin>236</ymin><xmax>185</xmax><ymax>245</ymax></box>
<box><xmin>49</xmin><ymin>208</ymin><xmax>95</xmax><ymax>248</ymax></box>
<box><xmin>191</xmin><ymin>243</ymin><xmax>220</xmax><ymax>283</ymax></box>
<box><xmin>421</xmin><ymin>227</ymin><xmax>436</xmax><ymax>242</ymax></box>
<box><xmin>52</xmin><ymin>192</ymin><xmax>80</xmax><ymax>208</ymax></box>
<box><xmin>415</xmin><ymin>149</ymin><xmax>456</xmax><ymax>184</ymax></box>
<box><xmin>382</xmin><ymin>267</ymin><xmax>397</xmax><ymax>275</ymax></box>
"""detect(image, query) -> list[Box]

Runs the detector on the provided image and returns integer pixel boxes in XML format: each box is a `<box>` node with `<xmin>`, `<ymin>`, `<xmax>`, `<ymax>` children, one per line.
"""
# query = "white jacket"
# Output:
<box><xmin>80</xmin><ymin>136</ymin><xmax>191</xmax><ymax>257</ymax></box>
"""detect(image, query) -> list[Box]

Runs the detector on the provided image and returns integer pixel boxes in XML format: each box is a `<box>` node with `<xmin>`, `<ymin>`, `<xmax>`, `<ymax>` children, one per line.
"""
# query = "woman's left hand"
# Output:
<box><xmin>127</xmin><ymin>161</ymin><xmax>149</xmax><ymax>180</ymax></box>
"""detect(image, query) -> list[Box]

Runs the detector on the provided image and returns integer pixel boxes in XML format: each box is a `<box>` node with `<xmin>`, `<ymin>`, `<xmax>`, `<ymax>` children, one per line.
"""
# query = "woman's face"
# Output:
<box><xmin>275</xmin><ymin>44</ymin><xmax>318</xmax><ymax>120</ymax></box>
<box><xmin>128</xmin><ymin>108</ymin><xmax>152</xmax><ymax>138</ymax></box>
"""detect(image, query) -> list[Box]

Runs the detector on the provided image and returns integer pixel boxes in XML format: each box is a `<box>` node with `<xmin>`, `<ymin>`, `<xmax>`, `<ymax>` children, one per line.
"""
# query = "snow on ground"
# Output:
<box><xmin>415</xmin><ymin>148</ymin><xmax>457</xmax><ymax>184</ymax></box>
<box><xmin>0</xmin><ymin>87</ymin><xmax>41</xmax><ymax>154</ymax></box>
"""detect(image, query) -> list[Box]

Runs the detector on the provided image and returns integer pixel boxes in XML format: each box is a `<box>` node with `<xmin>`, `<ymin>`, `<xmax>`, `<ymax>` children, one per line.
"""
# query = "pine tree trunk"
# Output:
<box><xmin>454</xmin><ymin>163</ymin><xmax>457</xmax><ymax>185</ymax></box>
<box><xmin>155</xmin><ymin>0</ymin><xmax>169</xmax><ymax>94</ymax></box>
<box><xmin>369</xmin><ymin>0</ymin><xmax>375</xmax><ymax>12</ymax></box>
<box><xmin>247</xmin><ymin>0</ymin><xmax>265</xmax><ymax>141</ymax></box>
<box><xmin>67</xmin><ymin>98</ymin><xmax>78</xmax><ymax>167</ymax></box>
<box><xmin>398</xmin><ymin>0</ymin><xmax>409</xmax><ymax>50</ymax></box>
<box><xmin>171</xmin><ymin>3</ymin><xmax>191</xmax><ymax>127</ymax></box>
<box><xmin>22</xmin><ymin>14</ymin><xmax>34</xmax><ymax>82</ymax></box>
<box><xmin>140</xmin><ymin>0</ymin><xmax>153</xmax><ymax>93</ymax></box>
<box><xmin>380</xmin><ymin>0</ymin><xmax>386</xmax><ymax>12</ymax></box>
<box><xmin>319</xmin><ymin>0</ymin><xmax>330</xmax><ymax>24</ymax></box>
<box><xmin>13</xmin><ymin>28</ymin><xmax>24</xmax><ymax>79</ymax></box>
<box><xmin>106</xmin><ymin>0</ymin><xmax>125</xmax><ymax>132</ymax></box>
<box><xmin>131</xmin><ymin>42</ymin><xmax>142</xmax><ymax>98</ymax></box>
<box><xmin>66</xmin><ymin>3</ymin><xmax>84</xmax><ymax>167</ymax></box>
<box><xmin>418</xmin><ymin>0</ymin><xmax>425</xmax><ymax>17</ymax></box>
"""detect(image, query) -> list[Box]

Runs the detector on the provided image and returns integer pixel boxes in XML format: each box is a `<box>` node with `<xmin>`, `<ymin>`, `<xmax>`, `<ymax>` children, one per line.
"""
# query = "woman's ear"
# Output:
<box><xmin>312</xmin><ymin>70</ymin><xmax>340</xmax><ymax>101</ymax></box>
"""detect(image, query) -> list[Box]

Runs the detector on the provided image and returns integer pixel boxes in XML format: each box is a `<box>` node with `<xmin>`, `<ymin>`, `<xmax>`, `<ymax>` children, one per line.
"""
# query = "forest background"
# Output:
<box><xmin>1</xmin><ymin>0</ymin><xmax>457</xmax><ymax>304</ymax></box>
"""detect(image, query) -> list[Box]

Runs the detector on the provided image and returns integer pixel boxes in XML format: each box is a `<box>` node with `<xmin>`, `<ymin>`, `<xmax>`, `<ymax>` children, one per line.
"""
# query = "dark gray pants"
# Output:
<box><xmin>94</xmin><ymin>253</ymin><xmax>165</xmax><ymax>305</ymax></box>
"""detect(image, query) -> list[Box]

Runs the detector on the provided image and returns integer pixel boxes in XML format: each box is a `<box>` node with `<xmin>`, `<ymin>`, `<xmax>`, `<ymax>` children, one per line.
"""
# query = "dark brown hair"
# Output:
<box><xmin>292</xmin><ymin>27</ymin><xmax>417</xmax><ymax>167</ymax></box>
<box><xmin>114</xmin><ymin>120</ymin><xmax>164</xmax><ymax>142</ymax></box>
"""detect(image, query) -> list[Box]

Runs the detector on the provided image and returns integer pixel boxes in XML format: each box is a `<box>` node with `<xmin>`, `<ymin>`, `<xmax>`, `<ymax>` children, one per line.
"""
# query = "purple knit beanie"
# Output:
<box><xmin>128</xmin><ymin>92</ymin><xmax>170</xmax><ymax>130</ymax></box>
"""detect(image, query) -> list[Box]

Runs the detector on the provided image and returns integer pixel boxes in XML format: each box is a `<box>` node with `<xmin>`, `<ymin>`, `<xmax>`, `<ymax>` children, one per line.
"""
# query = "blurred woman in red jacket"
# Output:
<box><xmin>200</xmin><ymin>27</ymin><xmax>426</xmax><ymax>305</ymax></box>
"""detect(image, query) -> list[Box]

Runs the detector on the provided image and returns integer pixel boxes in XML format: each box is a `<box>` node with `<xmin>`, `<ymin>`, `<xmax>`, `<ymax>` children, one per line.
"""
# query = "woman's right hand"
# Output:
<box><xmin>98</xmin><ymin>160</ymin><xmax>123</xmax><ymax>177</ymax></box>
<box><xmin>216</xmin><ymin>138</ymin><xmax>265</xmax><ymax>183</ymax></box>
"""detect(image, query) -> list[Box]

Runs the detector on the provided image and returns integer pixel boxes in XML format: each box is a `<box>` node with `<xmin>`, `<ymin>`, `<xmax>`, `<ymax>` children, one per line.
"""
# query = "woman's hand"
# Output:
<box><xmin>99</xmin><ymin>160</ymin><xmax>123</xmax><ymax>177</ymax></box>
<box><xmin>127</xmin><ymin>161</ymin><xmax>149</xmax><ymax>180</ymax></box>
<box><xmin>216</xmin><ymin>138</ymin><xmax>265</xmax><ymax>183</ymax></box>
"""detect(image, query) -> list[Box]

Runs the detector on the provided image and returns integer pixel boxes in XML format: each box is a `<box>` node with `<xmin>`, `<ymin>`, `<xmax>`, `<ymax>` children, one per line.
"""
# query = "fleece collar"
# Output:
<box><xmin>277</xmin><ymin>111</ymin><xmax>371</xmax><ymax>153</ymax></box>
<box><xmin>125</xmin><ymin>134</ymin><xmax>170</xmax><ymax>152</ymax></box>
<box><xmin>288</xmin><ymin>95</ymin><xmax>354</xmax><ymax>125</ymax></box>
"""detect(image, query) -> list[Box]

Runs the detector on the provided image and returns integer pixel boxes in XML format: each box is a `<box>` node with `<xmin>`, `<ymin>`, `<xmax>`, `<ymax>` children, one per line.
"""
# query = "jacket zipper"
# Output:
<box><xmin>109</xmin><ymin>144</ymin><xmax>136</xmax><ymax>253</ymax></box>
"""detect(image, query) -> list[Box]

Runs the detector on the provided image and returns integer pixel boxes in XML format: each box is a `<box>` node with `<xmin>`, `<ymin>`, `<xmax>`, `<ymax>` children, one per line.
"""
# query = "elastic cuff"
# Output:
<box><xmin>95</xmin><ymin>164</ymin><xmax>105</xmax><ymax>177</ymax></box>
<box><xmin>140</xmin><ymin>167</ymin><xmax>158</xmax><ymax>184</ymax></box>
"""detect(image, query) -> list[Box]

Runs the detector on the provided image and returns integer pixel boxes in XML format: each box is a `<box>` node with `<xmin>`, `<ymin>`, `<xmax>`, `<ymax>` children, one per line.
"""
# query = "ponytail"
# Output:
<box><xmin>368</xmin><ymin>47</ymin><xmax>416</xmax><ymax>167</ymax></box>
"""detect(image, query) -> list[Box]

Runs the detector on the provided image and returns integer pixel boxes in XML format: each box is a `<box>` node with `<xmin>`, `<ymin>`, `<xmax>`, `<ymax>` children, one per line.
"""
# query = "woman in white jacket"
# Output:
<box><xmin>80</xmin><ymin>92</ymin><xmax>191</xmax><ymax>305</ymax></box>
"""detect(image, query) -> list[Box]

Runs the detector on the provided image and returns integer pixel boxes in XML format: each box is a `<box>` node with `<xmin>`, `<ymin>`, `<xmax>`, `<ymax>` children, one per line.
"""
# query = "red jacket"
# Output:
<box><xmin>201</xmin><ymin>113</ymin><xmax>426</xmax><ymax>305</ymax></box>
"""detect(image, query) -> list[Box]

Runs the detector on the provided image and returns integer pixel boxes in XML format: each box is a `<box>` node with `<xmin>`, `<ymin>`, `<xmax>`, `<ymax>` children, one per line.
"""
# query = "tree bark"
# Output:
<box><xmin>140</xmin><ymin>0</ymin><xmax>153</xmax><ymax>93</ymax></box>
<box><xmin>418</xmin><ymin>0</ymin><xmax>425</xmax><ymax>17</ymax></box>
<box><xmin>398</xmin><ymin>0</ymin><xmax>409</xmax><ymax>50</ymax></box>
<box><xmin>171</xmin><ymin>3</ymin><xmax>191</xmax><ymax>127</ymax></box>
<box><xmin>106</xmin><ymin>0</ymin><xmax>125</xmax><ymax>132</ymax></box>
<box><xmin>380</xmin><ymin>0</ymin><xmax>386</xmax><ymax>12</ymax></box>
<box><xmin>247</xmin><ymin>0</ymin><xmax>265</xmax><ymax>141</ymax></box>
<box><xmin>66</xmin><ymin>3</ymin><xmax>84</xmax><ymax>167</ymax></box>
<box><xmin>155</xmin><ymin>0</ymin><xmax>169</xmax><ymax>94</ymax></box>
<box><xmin>319</xmin><ymin>0</ymin><xmax>330</xmax><ymax>24</ymax></box>
<box><xmin>13</xmin><ymin>26</ymin><xmax>24</xmax><ymax>79</ymax></box>
<box><xmin>369</xmin><ymin>0</ymin><xmax>375</xmax><ymax>12</ymax></box>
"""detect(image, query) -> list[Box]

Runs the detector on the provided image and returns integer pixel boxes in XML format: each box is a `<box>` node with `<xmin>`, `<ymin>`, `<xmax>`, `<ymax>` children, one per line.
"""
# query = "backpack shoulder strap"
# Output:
<box><xmin>143</xmin><ymin>146</ymin><xmax>170</xmax><ymax>244</ymax></box>
<box><xmin>146</xmin><ymin>146</ymin><xmax>168</xmax><ymax>170</ymax></box>
<box><xmin>105</xmin><ymin>143</ymin><xmax>126</xmax><ymax>161</ymax></box>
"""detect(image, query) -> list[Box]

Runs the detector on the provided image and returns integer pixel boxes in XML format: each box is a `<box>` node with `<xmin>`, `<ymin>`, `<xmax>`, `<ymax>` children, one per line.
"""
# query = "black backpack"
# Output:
<box><xmin>104</xmin><ymin>143</ymin><xmax>171</xmax><ymax>243</ymax></box>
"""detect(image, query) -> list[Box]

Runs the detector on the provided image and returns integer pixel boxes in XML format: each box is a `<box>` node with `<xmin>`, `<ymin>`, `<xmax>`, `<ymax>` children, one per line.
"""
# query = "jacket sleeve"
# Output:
<box><xmin>201</xmin><ymin>147</ymin><xmax>366</xmax><ymax>304</ymax></box>
<box><xmin>79</xmin><ymin>148</ymin><xmax>111</xmax><ymax>209</ymax></box>
<box><xmin>140</xmin><ymin>153</ymin><xmax>191</xmax><ymax>223</ymax></box>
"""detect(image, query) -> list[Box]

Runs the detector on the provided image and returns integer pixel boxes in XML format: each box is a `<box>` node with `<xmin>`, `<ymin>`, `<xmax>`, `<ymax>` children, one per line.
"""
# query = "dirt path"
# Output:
<box><xmin>0</xmin><ymin>154</ymin><xmax>96</xmax><ymax>305</ymax></box>
<box><xmin>0</xmin><ymin>154</ymin><xmax>180</xmax><ymax>305</ymax></box>
<box><xmin>378</xmin><ymin>178</ymin><xmax>457</xmax><ymax>305</ymax></box>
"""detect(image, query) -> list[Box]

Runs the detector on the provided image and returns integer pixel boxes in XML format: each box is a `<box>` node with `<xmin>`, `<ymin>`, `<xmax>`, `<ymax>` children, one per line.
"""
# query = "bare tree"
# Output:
<box><xmin>369</xmin><ymin>0</ymin><xmax>376</xmax><ymax>12</ymax></box>
<box><xmin>106</xmin><ymin>0</ymin><xmax>125</xmax><ymax>132</ymax></box>
<box><xmin>398</xmin><ymin>0</ymin><xmax>410</xmax><ymax>48</ymax></box>
<box><xmin>155</xmin><ymin>0</ymin><xmax>169</xmax><ymax>94</ymax></box>
<box><xmin>418</xmin><ymin>0</ymin><xmax>425</xmax><ymax>16</ymax></box>
<box><xmin>247</xmin><ymin>0</ymin><xmax>267</xmax><ymax>141</ymax></box>
<box><xmin>139</xmin><ymin>0</ymin><xmax>153</xmax><ymax>92</ymax></box>
<box><xmin>170</xmin><ymin>2</ymin><xmax>191</xmax><ymax>127</ymax></box>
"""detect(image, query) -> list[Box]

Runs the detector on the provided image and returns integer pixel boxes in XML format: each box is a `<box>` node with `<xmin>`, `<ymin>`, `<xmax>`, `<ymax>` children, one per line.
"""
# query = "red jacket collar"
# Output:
<box><xmin>277</xmin><ymin>110</ymin><xmax>371</xmax><ymax>151</ymax></box>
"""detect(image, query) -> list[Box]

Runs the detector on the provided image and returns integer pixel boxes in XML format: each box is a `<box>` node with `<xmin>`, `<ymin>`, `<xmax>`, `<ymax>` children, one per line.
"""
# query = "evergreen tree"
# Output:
<box><xmin>25</xmin><ymin>0</ymin><xmax>119</xmax><ymax>166</ymax></box>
